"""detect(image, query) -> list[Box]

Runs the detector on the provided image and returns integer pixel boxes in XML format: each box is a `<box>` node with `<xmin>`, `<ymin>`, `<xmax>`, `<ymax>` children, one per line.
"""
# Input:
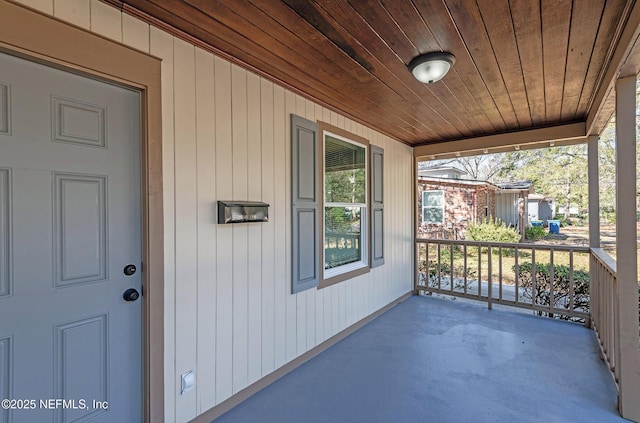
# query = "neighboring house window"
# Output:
<box><xmin>324</xmin><ymin>131</ymin><xmax>368</xmax><ymax>278</ymax></box>
<box><xmin>422</xmin><ymin>190</ymin><xmax>444</xmax><ymax>224</ymax></box>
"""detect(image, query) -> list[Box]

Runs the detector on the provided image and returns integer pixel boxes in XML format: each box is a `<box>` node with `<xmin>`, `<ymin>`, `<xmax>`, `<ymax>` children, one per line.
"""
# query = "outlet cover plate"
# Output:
<box><xmin>181</xmin><ymin>370</ymin><xmax>195</xmax><ymax>394</ymax></box>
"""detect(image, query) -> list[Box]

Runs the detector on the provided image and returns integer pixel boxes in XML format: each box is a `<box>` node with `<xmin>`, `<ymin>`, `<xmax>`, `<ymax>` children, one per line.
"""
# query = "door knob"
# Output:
<box><xmin>123</xmin><ymin>288</ymin><xmax>140</xmax><ymax>302</ymax></box>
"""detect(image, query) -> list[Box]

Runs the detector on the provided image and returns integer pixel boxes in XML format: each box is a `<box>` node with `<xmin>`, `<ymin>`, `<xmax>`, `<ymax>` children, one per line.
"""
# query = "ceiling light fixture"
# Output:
<box><xmin>550</xmin><ymin>141</ymin><xmax>555</xmax><ymax>147</ymax></box>
<box><xmin>483</xmin><ymin>148</ymin><xmax>488</xmax><ymax>154</ymax></box>
<box><xmin>409</xmin><ymin>52</ymin><xmax>456</xmax><ymax>83</ymax></box>
<box><xmin>514</xmin><ymin>145</ymin><xmax>520</xmax><ymax>151</ymax></box>
<box><xmin>455</xmin><ymin>152</ymin><xmax>461</xmax><ymax>157</ymax></box>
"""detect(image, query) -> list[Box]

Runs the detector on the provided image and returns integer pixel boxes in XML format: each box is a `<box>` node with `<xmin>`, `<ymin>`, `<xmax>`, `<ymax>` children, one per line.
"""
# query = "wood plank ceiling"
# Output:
<box><xmin>115</xmin><ymin>0</ymin><xmax>635</xmax><ymax>147</ymax></box>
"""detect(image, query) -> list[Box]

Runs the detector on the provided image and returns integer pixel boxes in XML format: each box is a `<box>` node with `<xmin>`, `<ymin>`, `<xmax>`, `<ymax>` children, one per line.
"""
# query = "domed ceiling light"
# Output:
<box><xmin>408</xmin><ymin>52</ymin><xmax>456</xmax><ymax>84</ymax></box>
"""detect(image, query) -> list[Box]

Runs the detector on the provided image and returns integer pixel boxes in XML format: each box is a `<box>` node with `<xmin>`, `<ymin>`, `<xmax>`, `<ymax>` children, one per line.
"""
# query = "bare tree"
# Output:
<box><xmin>418</xmin><ymin>153</ymin><xmax>507</xmax><ymax>181</ymax></box>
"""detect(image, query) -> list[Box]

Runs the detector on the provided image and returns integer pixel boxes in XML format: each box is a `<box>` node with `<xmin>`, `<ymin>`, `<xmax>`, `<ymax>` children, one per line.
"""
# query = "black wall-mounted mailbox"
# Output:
<box><xmin>217</xmin><ymin>201</ymin><xmax>269</xmax><ymax>224</ymax></box>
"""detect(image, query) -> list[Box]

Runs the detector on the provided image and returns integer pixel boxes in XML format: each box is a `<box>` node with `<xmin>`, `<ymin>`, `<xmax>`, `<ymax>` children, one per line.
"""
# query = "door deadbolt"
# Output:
<box><xmin>123</xmin><ymin>264</ymin><xmax>137</xmax><ymax>276</ymax></box>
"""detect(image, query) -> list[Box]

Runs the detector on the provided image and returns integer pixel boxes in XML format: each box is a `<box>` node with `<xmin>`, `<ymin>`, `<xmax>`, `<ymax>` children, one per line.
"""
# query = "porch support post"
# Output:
<box><xmin>413</xmin><ymin>157</ymin><xmax>419</xmax><ymax>295</ymax></box>
<box><xmin>614</xmin><ymin>75</ymin><xmax>640</xmax><ymax>421</ymax></box>
<box><xmin>587</xmin><ymin>135</ymin><xmax>600</xmax><ymax>248</ymax></box>
<box><xmin>587</xmin><ymin>135</ymin><xmax>600</xmax><ymax>329</ymax></box>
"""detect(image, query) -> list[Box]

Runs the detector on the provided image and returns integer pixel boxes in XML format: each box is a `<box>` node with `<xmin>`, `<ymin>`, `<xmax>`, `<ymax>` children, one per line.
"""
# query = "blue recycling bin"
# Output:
<box><xmin>548</xmin><ymin>220</ymin><xmax>561</xmax><ymax>234</ymax></box>
<box><xmin>531</xmin><ymin>220</ymin><xmax>543</xmax><ymax>227</ymax></box>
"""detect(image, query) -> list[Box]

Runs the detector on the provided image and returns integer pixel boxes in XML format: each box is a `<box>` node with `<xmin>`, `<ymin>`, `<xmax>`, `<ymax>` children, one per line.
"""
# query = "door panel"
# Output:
<box><xmin>0</xmin><ymin>168</ymin><xmax>9</xmax><ymax>298</ymax></box>
<box><xmin>0</xmin><ymin>51</ymin><xmax>141</xmax><ymax>423</ymax></box>
<box><xmin>0</xmin><ymin>336</ymin><xmax>10</xmax><ymax>423</ymax></box>
<box><xmin>52</xmin><ymin>96</ymin><xmax>106</xmax><ymax>148</ymax></box>
<box><xmin>0</xmin><ymin>83</ymin><xmax>8</xmax><ymax>135</ymax></box>
<box><xmin>53</xmin><ymin>173</ymin><xmax>107</xmax><ymax>287</ymax></box>
<box><xmin>54</xmin><ymin>314</ymin><xmax>108</xmax><ymax>423</ymax></box>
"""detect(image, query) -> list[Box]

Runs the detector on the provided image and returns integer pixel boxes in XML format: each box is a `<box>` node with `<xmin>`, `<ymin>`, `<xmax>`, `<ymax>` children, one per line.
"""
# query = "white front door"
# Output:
<box><xmin>0</xmin><ymin>51</ymin><xmax>142</xmax><ymax>423</ymax></box>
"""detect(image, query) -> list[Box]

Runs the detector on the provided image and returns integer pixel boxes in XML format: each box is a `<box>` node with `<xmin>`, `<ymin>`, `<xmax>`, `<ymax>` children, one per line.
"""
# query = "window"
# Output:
<box><xmin>290</xmin><ymin>115</ymin><xmax>383</xmax><ymax>293</ymax></box>
<box><xmin>422</xmin><ymin>190</ymin><xmax>444</xmax><ymax>224</ymax></box>
<box><xmin>323</xmin><ymin>131</ymin><xmax>367</xmax><ymax>278</ymax></box>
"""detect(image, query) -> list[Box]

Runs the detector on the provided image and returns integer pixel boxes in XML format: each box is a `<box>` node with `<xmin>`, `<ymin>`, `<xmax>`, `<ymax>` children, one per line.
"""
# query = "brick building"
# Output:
<box><xmin>417</xmin><ymin>176</ymin><xmax>498</xmax><ymax>239</ymax></box>
<box><xmin>417</xmin><ymin>168</ymin><xmax>531</xmax><ymax>239</ymax></box>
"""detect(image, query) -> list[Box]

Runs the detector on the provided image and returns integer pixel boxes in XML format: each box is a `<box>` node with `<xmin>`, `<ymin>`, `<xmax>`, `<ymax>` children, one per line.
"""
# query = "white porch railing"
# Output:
<box><xmin>416</xmin><ymin>239</ymin><xmax>640</xmax><ymax>420</ymax></box>
<box><xmin>415</xmin><ymin>238</ymin><xmax>591</xmax><ymax>321</ymax></box>
<box><xmin>590</xmin><ymin>247</ymin><xmax>620</xmax><ymax>388</ymax></box>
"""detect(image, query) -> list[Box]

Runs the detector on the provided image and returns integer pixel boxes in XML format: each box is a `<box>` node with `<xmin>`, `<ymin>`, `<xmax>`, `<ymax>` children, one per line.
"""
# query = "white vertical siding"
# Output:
<box><xmin>496</xmin><ymin>193</ymin><xmax>518</xmax><ymax>227</ymax></box>
<box><xmin>122</xmin><ymin>13</ymin><xmax>150</xmax><ymax>53</ymax></box>
<box><xmin>53</xmin><ymin>0</ymin><xmax>89</xmax><ymax>29</ymax></box>
<box><xmin>173</xmin><ymin>38</ymin><xmax>198</xmax><ymax>422</ymax></box>
<box><xmin>89</xmin><ymin>0</ymin><xmax>121</xmax><ymax>42</ymax></box>
<box><xmin>213</xmin><ymin>56</ymin><xmax>233</xmax><ymax>405</ymax></box>
<box><xmin>231</xmin><ymin>64</ymin><xmax>249</xmax><ymax>394</ymax></box>
<box><xmin>13</xmin><ymin>2</ymin><xmax>415</xmax><ymax>422</ymax></box>
<box><xmin>18</xmin><ymin>0</ymin><xmax>52</xmax><ymax>14</ymax></box>
<box><xmin>247</xmin><ymin>72</ymin><xmax>263</xmax><ymax>386</ymax></box>
<box><xmin>272</xmin><ymin>84</ymin><xmax>287</xmax><ymax>371</ymax></box>
<box><xmin>148</xmin><ymin>25</ymin><xmax>177</xmax><ymax>421</ymax></box>
<box><xmin>194</xmin><ymin>47</ymin><xmax>216</xmax><ymax>413</ymax></box>
<box><xmin>260</xmin><ymin>78</ymin><xmax>276</xmax><ymax>375</ymax></box>
<box><xmin>284</xmin><ymin>90</ymin><xmax>297</xmax><ymax>362</ymax></box>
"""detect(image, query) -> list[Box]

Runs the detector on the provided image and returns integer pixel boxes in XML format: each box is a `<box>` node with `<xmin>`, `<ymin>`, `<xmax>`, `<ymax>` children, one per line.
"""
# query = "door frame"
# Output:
<box><xmin>0</xmin><ymin>2</ymin><xmax>164</xmax><ymax>422</ymax></box>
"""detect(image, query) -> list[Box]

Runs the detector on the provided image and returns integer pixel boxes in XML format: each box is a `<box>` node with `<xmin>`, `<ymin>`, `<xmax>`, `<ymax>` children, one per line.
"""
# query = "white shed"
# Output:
<box><xmin>495</xmin><ymin>181</ymin><xmax>531</xmax><ymax>232</ymax></box>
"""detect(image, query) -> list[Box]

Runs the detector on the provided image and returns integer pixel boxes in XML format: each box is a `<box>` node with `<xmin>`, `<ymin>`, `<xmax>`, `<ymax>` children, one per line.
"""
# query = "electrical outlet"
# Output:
<box><xmin>181</xmin><ymin>370</ymin><xmax>195</xmax><ymax>395</ymax></box>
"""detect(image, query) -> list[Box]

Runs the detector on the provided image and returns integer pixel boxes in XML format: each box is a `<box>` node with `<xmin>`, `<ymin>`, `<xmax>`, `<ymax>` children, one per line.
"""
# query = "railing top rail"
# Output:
<box><xmin>416</xmin><ymin>238</ymin><xmax>590</xmax><ymax>253</ymax></box>
<box><xmin>590</xmin><ymin>247</ymin><xmax>617</xmax><ymax>275</ymax></box>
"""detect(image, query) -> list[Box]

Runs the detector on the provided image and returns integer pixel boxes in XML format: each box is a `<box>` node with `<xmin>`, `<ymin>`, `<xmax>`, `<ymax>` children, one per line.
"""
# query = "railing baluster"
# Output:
<box><xmin>612</xmin><ymin>276</ymin><xmax>618</xmax><ymax>379</ymax></box>
<box><xmin>450</xmin><ymin>242</ymin><xmax>454</xmax><ymax>293</ymax></box>
<box><xmin>487</xmin><ymin>245</ymin><xmax>493</xmax><ymax>310</ymax></box>
<box><xmin>415</xmin><ymin>241</ymin><xmax>420</xmax><ymax>291</ymax></box>
<box><xmin>515</xmin><ymin>247</ymin><xmax>519</xmax><ymax>304</ymax></box>
<box><xmin>437</xmin><ymin>242</ymin><xmax>441</xmax><ymax>291</ymax></box>
<box><xmin>463</xmin><ymin>244</ymin><xmax>468</xmax><ymax>295</ymax></box>
<box><xmin>532</xmin><ymin>248</ymin><xmax>537</xmax><ymax>310</ymax></box>
<box><xmin>569</xmin><ymin>250</ymin><xmax>574</xmax><ymax>314</ymax></box>
<box><xmin>499</xmin><ymin>246</ymin><xmax>503</xmax><ymax>301</ymax></box>
<box><xmin>609</xmin><ymin>270</ymin><xmax>613</xmax><ymax>371</ymax></box>
<box><xmin>592</xmin><ymin>255</ymin><xmax>597</xmax><ymax>335</ymax></box>
<box><xmin>549</xmin><ymin>248</ymin><xmax>554</xmax><ymax>317</ymax></box>
<box><xmin>604</xmin><ymin>267</ymin><xmax>609</xmax><ymax>364</ymax></box>
<box><xmin>425</xmin><ymin>241</ymin><xmax>429</xmax><ymax>288</ymax></box>
<box><xmin>477</xmin><ymin>245</ymin><xmax>482</xmax><ymax>297</ymax></box>
<box><xmin>610</xmin><ymin>275</ymin><xmax>613</xmax><ymax>372</ymax></box>
<box><xmin>608</xmin><ymin>270</ymin><xmax>612</xmax><ymax>369</ymax></box>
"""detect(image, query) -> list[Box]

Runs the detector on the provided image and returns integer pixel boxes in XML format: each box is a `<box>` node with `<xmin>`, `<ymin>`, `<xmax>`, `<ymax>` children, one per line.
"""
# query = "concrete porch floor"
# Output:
<box><xmin>213</xmin><ymin>295</ymin><xmax>625</xmax><ymax>423</ymax></box>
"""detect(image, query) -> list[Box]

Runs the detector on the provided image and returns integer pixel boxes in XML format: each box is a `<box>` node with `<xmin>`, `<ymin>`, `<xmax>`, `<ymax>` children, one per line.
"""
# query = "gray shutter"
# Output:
<box><xmin>370</xmin><ymin>145</ymin><xmax>384</xmax><ymax>267</ymax></box>
<box><xmin>291</xmin><ymin>114</ymin><xmax>319</xmax><ymax>293</ymax></box>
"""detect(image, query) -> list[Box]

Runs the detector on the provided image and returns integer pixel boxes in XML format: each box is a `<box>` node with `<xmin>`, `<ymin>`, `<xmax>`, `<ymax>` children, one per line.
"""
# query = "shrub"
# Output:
<box><xmin>419</xmin><ymin>259</ymin><xmax>476</xmax><ymax>290</ymax></box>
<box><xmin>602</xmin><ymin>206</ymin><xmax>616</xmax><ymax>223</ymax></box>
<box><xmin>466</xmin><ymin>218</ymin><xmax>520</xmax><ymax>244</ymax></box>
<box><xmin>513</xmin><ymin>262</ymin><xmax>590</xmax><ymax>320</ymax></box>
<box><xmin>525</xmin><ymin>226</ymin><xmax>547</xmax><ymax>241</ymax></box>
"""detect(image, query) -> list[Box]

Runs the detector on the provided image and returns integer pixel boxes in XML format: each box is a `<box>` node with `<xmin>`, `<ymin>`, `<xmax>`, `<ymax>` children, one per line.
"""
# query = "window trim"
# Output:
<box><xmin>317</xmin><ymin>122</ymin><xmax>370</xmax><ymax>288</ymax></box>
<box><xmin>422</xmin><ymin>190</ymin><xmax>445</xmax><ymax>224</ymax></box>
